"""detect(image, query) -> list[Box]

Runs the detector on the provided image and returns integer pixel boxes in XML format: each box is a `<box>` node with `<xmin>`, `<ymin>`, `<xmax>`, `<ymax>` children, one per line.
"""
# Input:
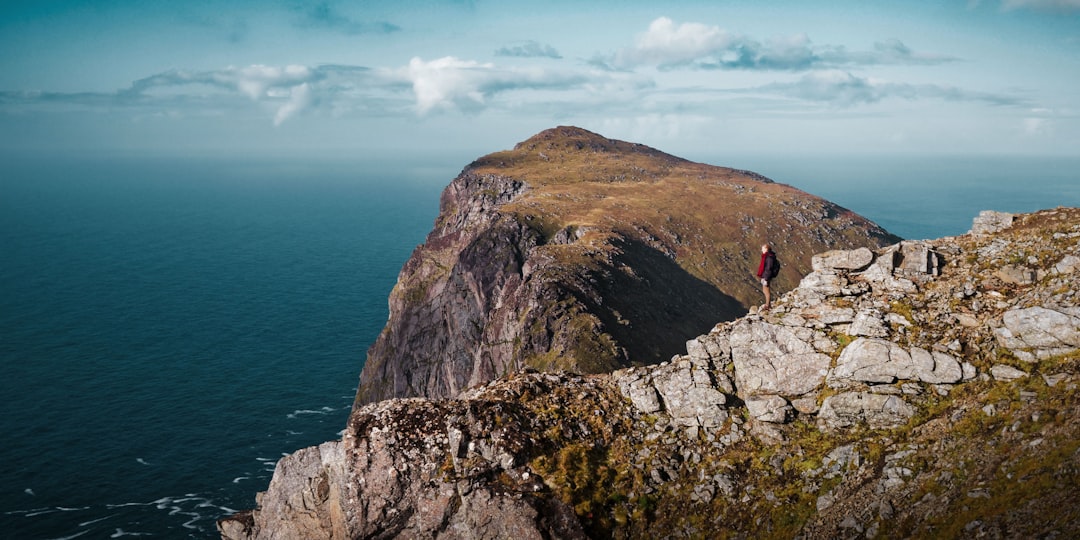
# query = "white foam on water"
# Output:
<box><xmin>286</xmin><ymin>408</ymin><xmax>331</xmax><ymax>419</ymax></box>
<box><xmin>25</xmin><ymin>488</ymin><xmax>35</xmax><ymax>496</ymax></box>
<box><xmin>135</xmin><ymin>458</ymin><xmax>149</xmax><ymax>466</ymax></box>
<box><xmin>232</xmin><ymin>476</ymin><xmax>250</xmax><ymax>483</ymax></box>
<box><xmin>79</xmin><ymin>514</ymin><xmax>116</xmax><ymax>527</ymax></box>
<box><xmin>110</xmin><ymin>529</ymin><xmax>152</xmax><ymax>538</ymax></box>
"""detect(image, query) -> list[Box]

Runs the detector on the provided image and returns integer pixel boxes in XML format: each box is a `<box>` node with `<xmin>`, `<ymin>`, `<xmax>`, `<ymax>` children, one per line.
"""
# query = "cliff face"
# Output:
<box><xmin>355</xmin><ymin>126</ymin><xmax>899</xmax><ymax>405</ymax></box>
<box><xmin>222</xmin><ymin>207</ymin><xmax>1080</xmax><ymax>540</ymax></box>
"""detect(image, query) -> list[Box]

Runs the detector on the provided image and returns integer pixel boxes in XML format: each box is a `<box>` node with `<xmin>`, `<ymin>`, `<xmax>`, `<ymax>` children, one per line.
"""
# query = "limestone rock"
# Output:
<box><xmin>911</xmin><ymin>347</ymin><xmax>963</xmax><ymax>385</ymax></box>
<box><xmin>830</xmin><ymin>338</ymin><xmax>914</xmax><ymax>384</ymax></box>
<box><xmin>812</xmin><ymin>247</ymin><xmax>875</xmax><ymax>272</ymax></box>
<box><xmin>728</xmin><ymin>320</ymin><xmax>832</xmax><ymax>397</ymax></box>
<box><xmin>849</xmin><ymin>310</ymin><xmax>890</xmax><ymax>338</ymax></box>
<box><xmin>970</xmin><ymin>210</ymin><xmax>1014</xmax><ymax>235</ymax></box>
<box><xmin>746</xmin><ymin>394</ymin><xmax>793</xmax><ymax>424</ymax></box>
<box><xmin>995</xmin><ymin>265</ymin><xmax>1037</xmax><ymax>285</ymax></box>
<box><xmin>818</xmin><ymin>392</ymin><xmax>917</xmax><ymax>430</ymax></box>
<box><xmin>994</xmin><ymin>306</ymin><xmax>1080</xmax><ymax>361</ymax></box>
<box><xmin>991</xmin><ymin>364</ymin><xmax>1028</xmax><ymax>381</ymax></box>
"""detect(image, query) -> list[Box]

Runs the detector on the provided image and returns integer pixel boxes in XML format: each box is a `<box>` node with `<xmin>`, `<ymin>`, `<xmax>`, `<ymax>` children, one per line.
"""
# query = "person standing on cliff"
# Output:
<box><xmin>756</xmin><ymin>243</ymin><xmax>778</xmax><ymax>311</ymax></box>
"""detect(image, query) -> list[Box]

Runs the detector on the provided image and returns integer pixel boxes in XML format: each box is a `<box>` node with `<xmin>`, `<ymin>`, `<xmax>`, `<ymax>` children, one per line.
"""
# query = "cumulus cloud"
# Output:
<box><xmin>403</xmin><ymin>56</ymin><xmax>606</xmax><ymax>114</ymax></box>
<box><xmin>607</xmin><ymin>17</ymin><xmax>955</xmax><ymax>71</ymax></box>
<box><xmin>757</xmin><ymin>70</ymin><xmax>1025</xmax><ymax>106</ymax></box>
<box><xmin>495</xmin><ymin>40</ymin><xmax>562</xmax><ymax>59</ymax></box>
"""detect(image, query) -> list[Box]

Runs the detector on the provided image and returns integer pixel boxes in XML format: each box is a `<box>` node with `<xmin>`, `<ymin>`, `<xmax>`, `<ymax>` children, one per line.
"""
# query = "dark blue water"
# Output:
<box><xmin>1</xmin><ymin>157</ymin><xmax>447</xmax><ymax>538</ymax></box>
<box><xmin>1</xmin><ymin>154</ymin><xmax>1077</xmax><ymax>538</ymax></box>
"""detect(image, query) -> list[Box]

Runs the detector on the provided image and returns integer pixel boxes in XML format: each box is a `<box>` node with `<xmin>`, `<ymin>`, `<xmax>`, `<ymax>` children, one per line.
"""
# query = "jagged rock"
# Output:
<box><xmin>226</xmin><ymin>196</ymin><xmax>1080</xmax><ymax>539</ymax></box>
<box><xmin>615</xmin><ymin>368</ymin><xmax>663</xmax><ymax>414</ymax></box>
<box><xmin>219</xmin><ymin>441</ymin><xmax>347</xmax><ymax>540</ymax></box>
<box><xmin>798</xmin><ymin>270</ymin><xmax>849</xmax><ymax>297</ymax></box>
<box><xmin>994</xmin><ymin>306</ymin><xmax>1080</xmax><ymax>361</ymax></box>
<box><xmin>614</xmin><ymin>359</ymin><xmax>732</xmax><ymax>427</ymax></box>
<box><xmin>355</xmin><ymin>126</ymin><xmax>897</xmax><ymax>405</ymax></box>
<box><xmin>830</xmin><ymin>338</ymin><xmax>963</xmax><ymax>386</ymax></box>
<box><xmin>854</xmin><ymin>254</ymin><xmax>918</xmax><ymax>293</ymax></box>
<box><xmin>652</xmin><ymin>359</ymin><xmax>730</xmax><ymax>427</ymax></box>
<box><xmin>970</xmin><ymin>210</ymin><xmax>1014</xmax><ymax>235</ymax></box>
<box><xmin>830</xmin><ymin>338</ymin><xmax>915</xmax><ymax>384</ymax></box>
<box><xmin>818</xmin><ymin>392</ymin><xmax>917</xmax><ymax>430</ymax></box>
<box><xmin>745</xmin><ymin>394</ymin><xmax>793</xmax><ymax>424</ymax></box>
<box><xmin>812</xmin><ymin>247</ymin><xmax>875</xmax><ymax>272</ymax></box>
<box><xmin>728</xmin><ymin>320</ymin><xmax>832</xmax><ymax>398</ymax></box>
<box><xmin>897</xmin><ymin>241</ymin><xmax>944</xmax><ymax>276</ymax></box>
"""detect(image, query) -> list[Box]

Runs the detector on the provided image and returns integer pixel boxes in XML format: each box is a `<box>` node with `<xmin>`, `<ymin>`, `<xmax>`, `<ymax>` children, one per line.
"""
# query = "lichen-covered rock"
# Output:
<box><xmin>746</xmin><ymin>394</ymin><xmax>793</xmax><ymax>424</ymax></box>
<box><xmin>219</xmin><ymin>441</ymin><xmax>347</xmax><ymax>540</ymax></box>
<box><xmin>728</xmin><ymin>319</ymin><xmax>832</xmax><ymax>398</ymax></box>
<box><xmin>818</xmin><ymin>392</ymin><xmax>917</xmax><ymax>430</ymax></box>
<box><xmin>970</xmin><ymin>210</ymin><xmax>1014</xmax><ymax>235</ymax></box>
<box><xmin>994</xmin><ymin>306</ymin><xmax>1080</xmax><ymax>361</ymax></box>
<box><xmin>812</xmin><ymin>247</ymin><xmax>875</xmax><ymax>272</ymax></box>
<box><xmin>226</xmin><ymin>205</ymin><xmax>1080</xmax><ymax>540</ymax></box>
<box><xmin>355</xmin><ymin>126</ymin><xmax>897</xmax><ymax>406</ymax></box>
<box><xmin>830</xmin><ymin>338</ymin><xmax>915</xmax><ymax>384</ymax></box>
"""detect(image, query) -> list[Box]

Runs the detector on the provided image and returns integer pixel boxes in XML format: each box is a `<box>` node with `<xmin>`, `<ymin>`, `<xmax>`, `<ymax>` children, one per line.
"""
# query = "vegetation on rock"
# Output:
<box><xmin>356</xmin><ymin>126</ymin><xmax>899</xmax><ymax>406</ymax></box>
<box><xmin>222</xmin><ymin>207</ymin><xmax>1080</xmax><ymax>540</ymax></box>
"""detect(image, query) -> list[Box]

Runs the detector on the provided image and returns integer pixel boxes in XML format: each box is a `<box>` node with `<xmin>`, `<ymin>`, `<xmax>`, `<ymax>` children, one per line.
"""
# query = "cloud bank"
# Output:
<box><xmin>608</xmin><ymin>17</ymin><xmax>956</xmax><ymax>71</ymax></box>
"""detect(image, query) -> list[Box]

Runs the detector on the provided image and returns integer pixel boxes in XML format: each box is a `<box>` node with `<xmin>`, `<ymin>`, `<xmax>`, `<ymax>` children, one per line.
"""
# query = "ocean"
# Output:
<box><xmin>2</xmin><ymin>154</ymin><xmax>1077</xmax><ymax>538</ymax></box>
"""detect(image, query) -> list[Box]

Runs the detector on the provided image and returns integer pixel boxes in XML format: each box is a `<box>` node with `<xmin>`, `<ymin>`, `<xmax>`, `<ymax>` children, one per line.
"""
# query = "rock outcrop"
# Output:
<box><xmin>355</xmin><ymin>126</ymin><xmax>899</xmax><ymax>405</ymax></box>
<box><xmin>222</xmin><ymin>207</ymin><xmax>1080</xmax><ymax>539</ymax></box>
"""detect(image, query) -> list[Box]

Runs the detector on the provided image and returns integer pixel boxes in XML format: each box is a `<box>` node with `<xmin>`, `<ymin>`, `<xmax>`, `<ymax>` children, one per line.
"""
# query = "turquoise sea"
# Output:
<box><xmin>2</xmin><ymin>154</ymin><xmax>1077</xmax><ymax>538</ymax></box>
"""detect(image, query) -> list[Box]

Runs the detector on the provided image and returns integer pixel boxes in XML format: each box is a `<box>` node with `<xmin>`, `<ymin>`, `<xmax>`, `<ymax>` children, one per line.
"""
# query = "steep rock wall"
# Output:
<box><xmin>356</xmin><ymin>126</ymin><xmax>899</xmax><ymax>405</ymax></box>
<box><xmin>222</xmin><ymin>207</ymin><xmax>1080</xmax><ymax>540</ymax></box>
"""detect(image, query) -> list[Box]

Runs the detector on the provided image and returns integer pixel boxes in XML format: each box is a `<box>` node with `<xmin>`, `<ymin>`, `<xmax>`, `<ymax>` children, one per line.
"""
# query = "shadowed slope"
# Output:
<box><xmin>356</xmin><ymin>126</ymin><xmax>900</xmax><ymax>405</ymax></box>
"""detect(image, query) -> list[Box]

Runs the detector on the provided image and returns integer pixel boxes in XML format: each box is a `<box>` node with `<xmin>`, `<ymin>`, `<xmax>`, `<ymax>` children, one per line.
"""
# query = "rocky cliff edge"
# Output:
<box><xmin>221</xmin><ymin>207</ymin><xmax>1080</xmax><ymax>539</ymax></box>
<box><xmin>355</xmin><ymin>126</ymin><xmax>898</xmax><ymax>406</ymax></box>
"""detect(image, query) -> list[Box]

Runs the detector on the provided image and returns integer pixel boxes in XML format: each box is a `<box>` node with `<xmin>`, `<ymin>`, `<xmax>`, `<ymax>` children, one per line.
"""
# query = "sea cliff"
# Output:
<box><xmin>219</xmin><ymin>129</ymin><xmax>1080</xmax><ymax>539</ymax></box>
<box><xmin>355</xmin><ymin>126</ymin><xmax>897</xmax><ymax>405</ymax></box>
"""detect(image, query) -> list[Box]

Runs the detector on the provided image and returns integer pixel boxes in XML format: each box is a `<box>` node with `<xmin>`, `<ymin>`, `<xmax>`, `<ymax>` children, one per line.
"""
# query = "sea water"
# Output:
<box><xmin>2</xmin><ymin>154</ymin><xmax>1077</xmax><ymax>538</ymax></box>
<box><xmin>1</xmin><ymin>156</ymin><xmax>448</xmax><ymax>538</ymax></box>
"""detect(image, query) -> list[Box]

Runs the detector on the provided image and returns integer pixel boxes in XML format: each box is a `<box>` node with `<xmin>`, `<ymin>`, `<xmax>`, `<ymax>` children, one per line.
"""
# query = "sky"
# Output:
<box><xmin>1</xmin><ymin>0</ymin><xmax>1078</xmax><ymax>162</ymax></box>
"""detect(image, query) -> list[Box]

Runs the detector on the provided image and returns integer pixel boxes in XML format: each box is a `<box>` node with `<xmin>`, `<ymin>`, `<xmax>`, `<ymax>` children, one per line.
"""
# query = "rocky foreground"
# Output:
<box><xmin>221</xmin><ymin>208</ymin><xmax>1080</xmax><ymax>539</ymax></box>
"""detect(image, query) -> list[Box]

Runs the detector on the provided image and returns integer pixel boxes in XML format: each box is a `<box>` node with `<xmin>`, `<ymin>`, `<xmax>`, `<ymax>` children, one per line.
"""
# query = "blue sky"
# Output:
<box><xmin>1</xmin><ymin>0</ymin><xmax>1078</xmax><ymax>161</ymax></box>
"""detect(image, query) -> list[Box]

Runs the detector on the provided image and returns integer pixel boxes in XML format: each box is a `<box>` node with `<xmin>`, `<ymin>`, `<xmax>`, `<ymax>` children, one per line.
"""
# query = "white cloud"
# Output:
<box><xmin>274</xmin><ymin>83</ymin><xmax>314</xmax><ymax>126</ymax></box>
<box><xmin>607</xmin><ymin>17</ymin><xmax>955</xmax><ymax>71</ymax></box>
<box><xmin>757</xmin><ymin>70</ymin><xmax>1025</xmax><ymax>107</ymax></box>
<box><xmin>616</xmin><ymin>17</ymin><xmax>739</xmax><ymax>68</ymax></box>
<box><xmin>402</xmin><ymin>56</ymin><xmax>614</xmax><ymax>115</ymax></box>
<box><xmin>407</xmin><ymin>57</ymin><xmax>493</xmax><ymax>114</ymax></box>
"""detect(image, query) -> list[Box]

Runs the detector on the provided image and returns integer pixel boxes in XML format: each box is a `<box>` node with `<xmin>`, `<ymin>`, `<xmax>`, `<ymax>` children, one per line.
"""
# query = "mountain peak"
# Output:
<box><xmin>355</xmin><ymin>127</ymin><xmax>899</xmax><ymax>405</ymax></box>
